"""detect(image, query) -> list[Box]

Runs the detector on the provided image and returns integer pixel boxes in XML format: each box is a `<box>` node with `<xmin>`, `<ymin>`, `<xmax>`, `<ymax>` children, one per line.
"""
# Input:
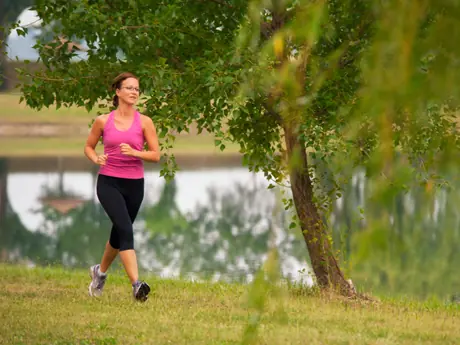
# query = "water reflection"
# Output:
<box><xmin>2</xmin><ymin>156</ymin><xmax>460</xmax><ymax>300</ymax></box>
<box><xmin>0</xmin><ymin>157</ymin><xmax>311</xmax><ymax>284</ymax></box>
<box><xmin>0</xmin><ymin>159</ymin><xmax>52</xmax><ymax>263</ymax></box>
<box><xmin>330</xmin><ymin>168</ymin><xmax>460</xmax><ymax>300</ymax></box>
<box><xmin>138</xmin><ymin>180</ymin><xmax>307</xmax><ymax>283</ymax></box>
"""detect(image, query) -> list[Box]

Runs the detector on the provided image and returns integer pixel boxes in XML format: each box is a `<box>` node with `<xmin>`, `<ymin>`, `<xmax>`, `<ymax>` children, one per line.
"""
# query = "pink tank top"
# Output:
<box><xmin>99</xmin><ymin>110</ymin><xmax>145</xmax><ymax>179</ymax></box>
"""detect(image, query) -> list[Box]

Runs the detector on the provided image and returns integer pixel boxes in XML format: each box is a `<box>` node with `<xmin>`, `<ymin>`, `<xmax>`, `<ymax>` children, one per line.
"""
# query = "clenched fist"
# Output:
<box><xmin>120</xmin><ymin>143</ymin><xmax>137</xmax><ymax>156</ymax></box>
<box><xmin>95</xmin><ymin>154</ymin><xmax>108</xmax><ymax>166</ymax></box>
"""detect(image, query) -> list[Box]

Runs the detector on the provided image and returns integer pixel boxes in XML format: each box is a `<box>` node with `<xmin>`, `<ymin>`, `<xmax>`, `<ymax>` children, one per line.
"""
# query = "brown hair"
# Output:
<box><xmin>111</xmin><ymin>72</ymin><xmax>138</xmax><ymax>107</ymax></box>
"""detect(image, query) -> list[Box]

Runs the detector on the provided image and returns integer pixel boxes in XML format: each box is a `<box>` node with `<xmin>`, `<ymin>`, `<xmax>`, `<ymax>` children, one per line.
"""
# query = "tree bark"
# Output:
<box><xmin>283</xmin><ymin>124</ymin><xmax>355</xmax><ymax>296</ymax></box>
<box><xmin>0</xmin><ymin>19</ymin><xmax>9</xmax><ymax>91</ymax></box>
<box><xmin>0</xmin><ymin>159</ymin><xmax>8</xmax><ymax>261</ymax></box>
<box><xmin>261</xmin><ymin>9</ymin><xmax>355</xmax><ymax>296</ymax></box>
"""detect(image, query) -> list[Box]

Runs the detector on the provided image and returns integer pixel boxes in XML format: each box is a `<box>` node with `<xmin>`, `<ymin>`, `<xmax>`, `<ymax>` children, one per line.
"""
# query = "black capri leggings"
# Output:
<box><xmin>96</xmin><ymin>174</ymin><xmax>144</xmax><ymax>251</ymax></box>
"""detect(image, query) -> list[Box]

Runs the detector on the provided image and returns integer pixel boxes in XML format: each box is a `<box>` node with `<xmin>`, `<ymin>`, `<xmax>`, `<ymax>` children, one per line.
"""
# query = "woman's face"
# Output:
<box><xmin>116</xmin><ymin>77</ymin><xmax>140</xmax><ymax>106</ymax></box>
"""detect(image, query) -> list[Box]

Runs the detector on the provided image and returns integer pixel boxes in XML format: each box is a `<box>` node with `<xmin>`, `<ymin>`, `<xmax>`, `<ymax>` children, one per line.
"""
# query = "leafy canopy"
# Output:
<box><xmin>10</xmin><ymin>0</ymin><xmax>460</xmax><ymax>201</ymax></box>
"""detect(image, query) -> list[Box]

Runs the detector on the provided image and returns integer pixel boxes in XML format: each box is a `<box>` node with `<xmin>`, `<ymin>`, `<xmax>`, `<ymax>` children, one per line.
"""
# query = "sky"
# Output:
<box><xmin>6</xmin><ymin>8</ymin><xmax>42</xmax><ymax>60</ymax></box>
<box><xmin>7</xmin><ymin>8</ymin><xmax>88</xmax><ymax>61</ymax></box>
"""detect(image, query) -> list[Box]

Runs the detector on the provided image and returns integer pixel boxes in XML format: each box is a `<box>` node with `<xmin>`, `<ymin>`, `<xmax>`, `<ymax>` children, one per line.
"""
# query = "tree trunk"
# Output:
<box><xmin>260</xmin><ymin>9</ymin><xmax>355</xmax><ymax>296</ymax></box>
<box><xmin>0</xmin><ymin>18</ymin><xmax>8</xmax><ymax>91</ymax></box>
<box><xmin>284</xmin><ymin>124</ymin><xmax>355</xmax><ymax>296</ymax></box>
<box><xmin>0</xmin><ymin>159</ymin><xmax>8</xmax><ymax>261</ymax></box>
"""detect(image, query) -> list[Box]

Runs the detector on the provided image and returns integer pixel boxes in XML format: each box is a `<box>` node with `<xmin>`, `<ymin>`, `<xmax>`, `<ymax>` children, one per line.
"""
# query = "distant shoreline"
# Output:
<box><xmin>1</xmin><ymin>93</ymin><xmax>241</xmax><ymax>158</ymax></box>
<box><xmin>0</xmin><ymin>122</ymin><xmax>88</xmax><ymax>137</ymax></box>
<box><xmin>2</xmin><ymin>154</ymin><xmax>244</xmax><ymax>173</ymax></box>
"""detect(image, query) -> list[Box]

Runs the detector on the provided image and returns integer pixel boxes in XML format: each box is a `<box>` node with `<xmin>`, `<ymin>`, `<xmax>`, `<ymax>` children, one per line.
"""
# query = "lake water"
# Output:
<box><xmin>2</xmin><ymin>156</ymin><xmax>460</xmax><ymax>301</ymax></box>
<box><xmin>0</xmin><ymin>156</ymin><xmax>312</xmax><ymax>285</ymax></box>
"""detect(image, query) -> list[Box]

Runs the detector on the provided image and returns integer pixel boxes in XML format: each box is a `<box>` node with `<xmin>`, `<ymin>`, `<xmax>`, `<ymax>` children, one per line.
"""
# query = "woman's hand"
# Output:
<box><xmin>95</xmin><ymin>154</ymin><xmax>108</xmax><ymax>165</ymax></box>
<box><xmin>120</xmin><ymin>143</ymin><xmax>138</xmax><ymax>157</ymax></box>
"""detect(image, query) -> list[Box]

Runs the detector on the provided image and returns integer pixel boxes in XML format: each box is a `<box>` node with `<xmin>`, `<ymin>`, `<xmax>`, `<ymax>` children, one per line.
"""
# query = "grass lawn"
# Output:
<box><xmin>1</xmin><ymin>264</ymin><xmax>459</xmax><ymax>345</ymax></box>
<box><xmin>0</xmin><ymin>135</ymin><xmax>240</xmax><ymax>157</ymax></box>
<box><xmin>0</xmin><ymin>93</ymin><xmax>241</xmax><ymax>157</ymax></box>
<box><xmin>0</xmin><ymin>93</ymin><xmax>97</xmax><ymax>124</ymax></box>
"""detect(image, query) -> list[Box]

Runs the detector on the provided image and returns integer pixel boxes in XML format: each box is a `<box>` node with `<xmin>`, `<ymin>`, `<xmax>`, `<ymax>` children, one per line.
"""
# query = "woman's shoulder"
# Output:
<box><xmin>140</xmin><ymin>114</ymin><xmax>155</xmax><ymax>126</ymax></box>
<box><xmin>99</xmin><ymin>113</ymin><xmax>111</xmax><ymax>119</ymax></box>
<box><xmin>91</xmin><ymin>113</ymin><xmax>111</xmax><ymax>131</ymax></box>
<box><xmin>95</xmin><ymin>113</ymin><xmax>111</xmax><ymax>124</ymax></box>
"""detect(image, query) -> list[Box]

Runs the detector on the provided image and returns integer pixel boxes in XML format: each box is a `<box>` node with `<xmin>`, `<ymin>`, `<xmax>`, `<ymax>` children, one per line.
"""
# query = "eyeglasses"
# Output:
<box><xmin>120</xmin><ymin>86</ymin><xmax>141</xmax><ymax>93</ymax></box>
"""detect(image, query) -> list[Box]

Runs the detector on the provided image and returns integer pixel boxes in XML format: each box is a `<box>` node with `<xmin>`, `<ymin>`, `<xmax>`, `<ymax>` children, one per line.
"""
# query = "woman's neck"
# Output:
<box><xmin>117</xmin><ymin>103</ymin><xmax>135</xmax><ymax>117</ymax></box>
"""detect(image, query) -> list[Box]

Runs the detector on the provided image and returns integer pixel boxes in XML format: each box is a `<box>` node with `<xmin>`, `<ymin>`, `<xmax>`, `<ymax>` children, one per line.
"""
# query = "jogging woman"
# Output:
<box><xmin>84</xmin><ymin>72</ymin><xmax>160</xmax><ymax>302</ymax></box>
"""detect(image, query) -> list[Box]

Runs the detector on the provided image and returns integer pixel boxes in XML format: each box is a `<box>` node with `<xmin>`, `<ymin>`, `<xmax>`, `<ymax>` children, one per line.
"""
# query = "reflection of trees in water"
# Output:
<box><xmin>138</xmin><ymin>180</ymin><xmax>307</xmax><ymax>282</ymax></box>
<box><xmin>0</xmin><ymin>159</ymin><xmax>51</xmax><ymax>263</ymax></box>
<box><xmin>33</xmin><ymin>200</ymin><xmax>112</xmax><ymax>267</ymax></box>
<box><xmin>329</xmin><ymin>168</ymin><xmax>460</xmax><ymax>300</ymax></box>
<box><xmin>0</xmin><ymin>166</ymin><xmax>111</xmax><ymax>268</ymax></box>
<box><xmin>31</xmin><ymin>169</ymin><xmax>112</xmax><ymax>267</ymax></box>
<box><xmin>3</xmin><ymin>160</ymin><xmax>459</xmax><ymax>298</ymax></box>
<box><xmin>2</xmin><ymin>169</ymin><xmax>308</xmax><ymax>282</ymax></box>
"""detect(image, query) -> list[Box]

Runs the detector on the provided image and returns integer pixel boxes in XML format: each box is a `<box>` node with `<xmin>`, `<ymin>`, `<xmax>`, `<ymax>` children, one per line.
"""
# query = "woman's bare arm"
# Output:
<box><xmin>84</xmin><ymin>116</ymin><xmax>107</xmax><ymax>165</ymax></box>
<box><xmin>133</xmin><ymin>116</ymin><xmax>161</xmax><ymax>162</ymax></box>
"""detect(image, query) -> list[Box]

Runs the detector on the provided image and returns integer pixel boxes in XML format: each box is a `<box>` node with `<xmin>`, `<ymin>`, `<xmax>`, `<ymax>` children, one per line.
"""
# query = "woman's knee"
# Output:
<box><xmin>109</xmin><ymin>228</ymin><xmax>120</xmax><ymax>250</ymax></box>
<box><xmin>118</xmin><ymin>226</ymin><xmax>134</xmax><ymax>251</ymax></box>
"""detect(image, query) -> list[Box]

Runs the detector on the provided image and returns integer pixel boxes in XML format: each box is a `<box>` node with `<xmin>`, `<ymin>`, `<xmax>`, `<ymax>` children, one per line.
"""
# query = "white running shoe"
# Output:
<box><xmin>88</xmin><ymin>264</ymin><xmax>107</xmax><ymax>297</ymax></box>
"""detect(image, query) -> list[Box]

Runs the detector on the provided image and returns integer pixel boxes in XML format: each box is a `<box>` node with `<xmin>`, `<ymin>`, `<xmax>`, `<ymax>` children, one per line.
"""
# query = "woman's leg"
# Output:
<box><xmin>118</xmin><ymin>251</ymin><xmax>139</xmax><ymax>283</ymax></box>
<box><xmin>96</xmin><ymin>175</ymin><xmax>137</xmax><ymax>283</ymax></box>
<box><xmin>100</xmin><ymin>186</ymin><xmax>143</xmax><ymax>276</ymax></box>
<box><xmin>118</xmin><ymin>178</ymin><xmax>144</xmax><ymax>284</ymax></box>
<box><xmin>119</xmin><ymin>178</ymin><xmax>150</xmax><ymax>301</ymax></box>
<box><xmin>89</xmin><ymin>176</ymin><xmax>124</xmax><ymax>296</ymax></box>
<box><xmin>99</xmin><ymin>223</ymin><xmax>121</xmax><ymax>273</ymax></box>
<box><xmin>99</xmin><ymin>240</ymin><xmax>119</xmax><ymax>273</ymax></box>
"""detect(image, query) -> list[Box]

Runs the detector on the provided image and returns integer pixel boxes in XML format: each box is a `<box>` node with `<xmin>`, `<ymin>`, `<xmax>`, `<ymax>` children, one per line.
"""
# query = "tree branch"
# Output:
<box><xmin>338</xmin><ymin>14</ymin><xmax>373</xmax><ymax>68</ymax></box>
<box><xmin>260</xmin><ymin>10</ymin><xmax>290</xmax><ymax>40</ymax></box>
<box><xmin>262</xmin><ymin>101</ymin><xmax>282</xmax><ymax>124</ymax></box>
<box><xmin>196</xmin><ymin>0</ymin><xmax>233</xmax><ymax>9</ymax></box>
<box><xmin>120</xmin><ymin>24</ymin><xmax>202</xmax><ymax>41</ymax></box>
<box><xmin>25</xmin><ymin>74</ymin><xmax>96</xmax><ymax>82</ymax></box>
<box><xmin>120</xmin><ymin>25</ymin><xmax>152</xmax><ymax>30</ymax></box>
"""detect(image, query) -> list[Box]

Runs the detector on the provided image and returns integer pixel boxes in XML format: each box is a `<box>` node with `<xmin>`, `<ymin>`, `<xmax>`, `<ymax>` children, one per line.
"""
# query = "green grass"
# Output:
<box><xmin>0</xmin><ymin>135</ymin><xmax>240</xmax><ymax>157</ymax></box>
<box><xmin>0</xmin><ymin>93</ymin><xmax>97</xmax><ymax>124</ymax></box>
<box><xmin>1</xmin><ymin>264</ymin><xmax>459</xmax><ymax>345</ymax></box>
<box><xmin>0</xmin><ymin>93</ymin><xmax>241</xmax><ymax>157</ymax></box>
